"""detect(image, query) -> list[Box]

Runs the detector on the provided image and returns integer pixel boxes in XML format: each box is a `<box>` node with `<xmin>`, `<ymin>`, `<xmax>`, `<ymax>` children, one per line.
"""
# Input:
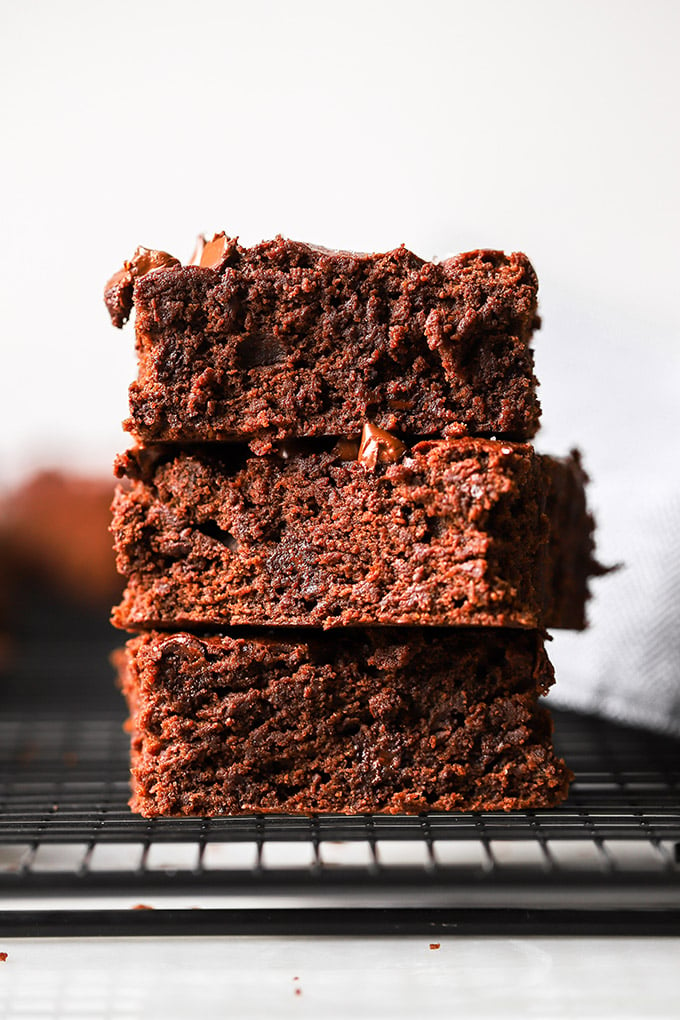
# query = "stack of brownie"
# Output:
<box><xmin>105</xmin><ymin>235</ymin><xmax>598</xmax><ymax>816</ymax></box>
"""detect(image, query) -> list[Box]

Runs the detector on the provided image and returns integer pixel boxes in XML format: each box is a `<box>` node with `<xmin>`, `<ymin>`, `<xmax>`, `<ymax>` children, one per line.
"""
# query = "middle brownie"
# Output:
<box><xmin>112</xmin><ymin>436</ymin><xmax>595</xmax><ymax>632</ymax></box>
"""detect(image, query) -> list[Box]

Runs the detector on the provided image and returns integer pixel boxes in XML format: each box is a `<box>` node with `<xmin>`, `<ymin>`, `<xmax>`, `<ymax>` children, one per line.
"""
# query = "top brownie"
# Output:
<box><xmin>104</xmin><ymin>235</ymin><xmax>541</xmax><ymax>444</ymax></box>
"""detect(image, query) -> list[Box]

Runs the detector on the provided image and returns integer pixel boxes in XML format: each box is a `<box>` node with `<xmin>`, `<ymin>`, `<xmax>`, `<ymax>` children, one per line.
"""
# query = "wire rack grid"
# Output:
<box><xmin>0</xmin><ymin>703</ymin><xmax>679</xmax><ymax>936</ymax></box>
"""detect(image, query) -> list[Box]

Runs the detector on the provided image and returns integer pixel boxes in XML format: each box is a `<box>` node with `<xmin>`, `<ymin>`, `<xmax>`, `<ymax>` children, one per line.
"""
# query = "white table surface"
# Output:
<box><xmin>0</xmin><ymin>936</ymin><xmax>678</xmax><ymax>1019</ymax></box>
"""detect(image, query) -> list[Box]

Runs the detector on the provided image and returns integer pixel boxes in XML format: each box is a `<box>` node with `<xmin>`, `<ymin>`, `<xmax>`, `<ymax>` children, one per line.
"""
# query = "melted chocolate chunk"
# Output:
<box><xmin>190</xmin><ymin>232</ymin><xmax>233</xmax><ymax>271</ymax></box>
<box><xmin>357</xmin><ymin>423</ymin><xmax>406</xmax><ymax>469</ymax></box>
<box><xmin>333</xmin><ymin>438</ymin><xmax>360</xmax><ymax>462</ymax></box>
<box><xmin>104</xmin><ymin>247</ymin><xmax>181</xmax><ymax>328</ymax></box>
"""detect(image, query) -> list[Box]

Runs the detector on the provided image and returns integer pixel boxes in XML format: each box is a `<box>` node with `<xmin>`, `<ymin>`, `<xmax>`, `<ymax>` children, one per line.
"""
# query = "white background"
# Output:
<box><xmin>1</xmin><ymin>0</ymin><xmax>679</xmax><ymax>727</ymax></box>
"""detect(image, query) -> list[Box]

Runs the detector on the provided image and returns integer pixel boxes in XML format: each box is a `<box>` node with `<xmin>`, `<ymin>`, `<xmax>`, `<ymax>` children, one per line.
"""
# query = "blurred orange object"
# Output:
<box><xmin>0</xmin><ymin>471</ymin><xmax>121</xmax><ymax>607</ymax></box>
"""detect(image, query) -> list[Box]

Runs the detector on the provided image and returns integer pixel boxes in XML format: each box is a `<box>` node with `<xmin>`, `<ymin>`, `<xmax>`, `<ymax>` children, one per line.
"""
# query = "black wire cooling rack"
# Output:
<box><xmin>1</xmin><ymin>634</ymin><xmax>679</xmax><ymax>936</ymax></box>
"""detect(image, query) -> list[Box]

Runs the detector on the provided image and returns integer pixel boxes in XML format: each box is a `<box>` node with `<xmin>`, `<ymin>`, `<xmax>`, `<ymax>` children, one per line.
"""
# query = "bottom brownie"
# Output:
<box><xmin>117</xmin><ymin>628</ymin><xmax>571</xmax><ymax>816</ymax></box>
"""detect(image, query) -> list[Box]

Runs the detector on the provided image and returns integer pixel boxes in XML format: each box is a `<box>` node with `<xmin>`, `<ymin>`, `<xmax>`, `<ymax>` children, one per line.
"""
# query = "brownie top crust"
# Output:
<box><xmin>105</xmin><ymin>235</ymin><xmax>539</xmax><ymax>333</ymax></box>
<box><xmin>105</xmin><ymin>234</ymin><xmax>542</xmax><ymax>442</ymax></box>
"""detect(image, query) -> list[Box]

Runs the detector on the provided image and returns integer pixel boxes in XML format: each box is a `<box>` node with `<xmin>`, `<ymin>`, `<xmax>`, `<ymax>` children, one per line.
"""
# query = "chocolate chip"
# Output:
<box><xmin>333</xmin><ymin>438</ymin><xmax>360</xmax><ymax>461</ymax></box>
<box><xmin>104</xmin><ymin>247</ymin><xmax>180</xmax><ymax>327</ymax></box>
<box><xmin>103</xmin><ymin>266</ymin><xmax>135</xmax><ymax>329</ymax></box>
<box><xmin>387</xmin><ymin>398</ymin><xmax>414</xmax><ymax>411</ymax></box>
<box><xmin>136</xmin><ymin>247</ymin><xmax>180</xmax><ymax>275</ymax></box>
<box><xmin>357</xmin><ymin>423</ymin><xmax>406</xmax><ymax>469</ymax></box>
<box><xmin>190</xmin><ymin>232</ymin><xmax>231</xmax><ymax>270</ymax></box>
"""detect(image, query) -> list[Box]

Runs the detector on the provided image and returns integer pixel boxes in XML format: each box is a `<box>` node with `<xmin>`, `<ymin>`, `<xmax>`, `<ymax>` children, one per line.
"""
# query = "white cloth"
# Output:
<box><xmin>549</xmin><ymin>489</ymin><xmax>680</xmax><ymax>735</ymax></box>
<box><xmin>538</xmin><ymin>296</ymin><xmax>680</xmax><ymax>735</ymax></box>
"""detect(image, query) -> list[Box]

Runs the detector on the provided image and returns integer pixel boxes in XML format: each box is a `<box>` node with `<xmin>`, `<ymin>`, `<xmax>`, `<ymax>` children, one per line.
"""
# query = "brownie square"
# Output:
<box><xmin>111</xmin><ymin>437</ymin><xmax>596</xmax><ymax>632</ymax></box>
<box><xmin>105</xmin><ymin>237</ymin><xmax>541</xmax><ymax>443</ymax></box>
<box><xmin>117</xmin><ymin>628</ymin><xmax>571</xmax><ymax>816</ymax></box>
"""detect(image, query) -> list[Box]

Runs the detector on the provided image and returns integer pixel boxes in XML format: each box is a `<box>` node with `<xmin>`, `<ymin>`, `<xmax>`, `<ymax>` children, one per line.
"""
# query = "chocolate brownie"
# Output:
<box><xmin>104</xmin><ymin>236</ymin><xmax>541</xmax><ymax>444</ymax></box>
<box><xmin>117</xmin><ymin>628</ymin><xmax>571</xmax><ymax>815</ymax></box>
<box><xmin>111</xmin><ymin>434</ymin><xmax>596</xmax><ymax>632</ymax></box>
